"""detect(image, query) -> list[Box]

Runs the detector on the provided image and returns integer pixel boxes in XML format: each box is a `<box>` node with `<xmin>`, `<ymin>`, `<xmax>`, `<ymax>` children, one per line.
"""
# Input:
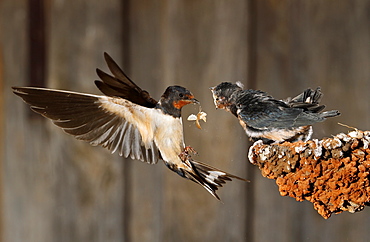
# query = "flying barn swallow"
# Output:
<box><xmin>210</xmin><ymin>82</ymin><xmax>340</xmax><ymax>144</ymax></box>
<box><xmin>12</xmin><ymin>53</ymin><xmax>247</xmax><ymax>200</ymax></box>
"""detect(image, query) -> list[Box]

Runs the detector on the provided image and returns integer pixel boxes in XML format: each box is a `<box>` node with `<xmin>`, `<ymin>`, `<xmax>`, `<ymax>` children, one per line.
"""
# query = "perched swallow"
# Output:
<box><xmin>210</xmin><ymin>82</ymin><xmax>340</xmax><ymax>143</ymax></box>
<box><xmin>12</xmin><ymin>53</ymin><xmax>247</xmax><ymax>200</ymax></box>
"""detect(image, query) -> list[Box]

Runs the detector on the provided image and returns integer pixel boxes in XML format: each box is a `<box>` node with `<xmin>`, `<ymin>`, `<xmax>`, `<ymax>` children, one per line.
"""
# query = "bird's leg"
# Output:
<box><xmin>185</xmin><ymin>146</ymin><xmax>197</xmax><ymax>155</ymax></box>
<box><xmin>178</xmin><ymin>146</ymin><xmax>197</xmax><ymax>161</ymax></box>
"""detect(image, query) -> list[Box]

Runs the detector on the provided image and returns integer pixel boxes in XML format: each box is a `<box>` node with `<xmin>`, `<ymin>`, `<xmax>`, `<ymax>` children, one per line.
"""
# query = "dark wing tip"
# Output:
<box><xmin>103</xmin><ymin>52</ymin><xmax>111</xmax><ymax>61</ymax></box>
<box><xmin>96</xmin><ymin>68</ymin><xmax>109</xmax><ymax>80</ymax></box>
<box><xmin>103</xmin><ymin>52</ymin><xmax>122</xmax><ymax>75</ymax></box>
<box><xmin>98</xmin><ymin>52</ymin><xmax>158</xmax><ymax>107</ymax></box>
<box><xmin>12</xmin><ymin>86</ymin><xmax>22</xmax><ymax>91</ymax></box>
<box><xmin>12</xmin><ymin>86</ymin><xmax>30</xmax><ymax>96</ymax></box>
<box><xmin>102</xmin><ymin>52</ymin><xmax>128</xmax><ymax>81</ymax></box>
<box><xmin>103</xmin><ymin>52</ymin><xmax>119</xmax><ymax>70</ymax></box>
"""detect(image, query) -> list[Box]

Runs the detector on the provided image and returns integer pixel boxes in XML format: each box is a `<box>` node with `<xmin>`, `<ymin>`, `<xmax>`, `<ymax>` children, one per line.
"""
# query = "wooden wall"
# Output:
<box><xmin>1</xmin><ymin>0</ymin><xmax>369</xmax><ymax>242</ymax></box>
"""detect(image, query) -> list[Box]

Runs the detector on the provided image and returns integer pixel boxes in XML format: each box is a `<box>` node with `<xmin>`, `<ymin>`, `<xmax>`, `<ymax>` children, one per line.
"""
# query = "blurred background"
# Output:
<box><xmin>1</xmin><ymin>0</ymin><xmax>370</xmax><ymax>241</ymax></box>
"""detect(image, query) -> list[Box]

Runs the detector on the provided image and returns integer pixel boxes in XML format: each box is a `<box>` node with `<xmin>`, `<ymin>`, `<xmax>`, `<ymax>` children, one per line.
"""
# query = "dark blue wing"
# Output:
<box><xmin>236</xmin><ymin>90</ymin><xmax>325</xmax><ymax>130</ymax></box>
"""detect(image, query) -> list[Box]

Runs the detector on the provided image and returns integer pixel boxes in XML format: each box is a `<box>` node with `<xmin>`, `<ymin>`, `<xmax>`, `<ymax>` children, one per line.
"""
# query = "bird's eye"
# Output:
<box><xmin>179</xmin><ymin>93</ymin><xmax>184</xmax><ymax>98</ymax></box>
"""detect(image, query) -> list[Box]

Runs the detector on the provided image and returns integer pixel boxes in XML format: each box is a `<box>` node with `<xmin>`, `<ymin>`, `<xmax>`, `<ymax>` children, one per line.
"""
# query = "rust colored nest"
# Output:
<box><xmin>248</xmin><ymin>130</ymin><xmax>370</xmax><ymax>219</ymax></box>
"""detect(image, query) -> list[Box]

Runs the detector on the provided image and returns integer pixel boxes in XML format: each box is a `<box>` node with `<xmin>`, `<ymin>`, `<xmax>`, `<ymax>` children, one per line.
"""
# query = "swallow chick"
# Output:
<box><xmin>210</xmin><ymin>82</ymin><xmax>340</xmax><ymax>144</ymax></box>
<box><xmin>12</xmin><ymin>53</ymin><xmax>247</xmax><ymax>200</ymax></box>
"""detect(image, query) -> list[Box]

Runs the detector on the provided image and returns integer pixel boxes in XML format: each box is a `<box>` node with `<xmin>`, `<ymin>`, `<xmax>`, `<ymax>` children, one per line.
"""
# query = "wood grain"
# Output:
<box><xmin>1</xmin><ymin>0</ymin><xmax>369</xmax><ymax>242</ymax></box>
<box><xmin>253</xmin><ymin>1</ymin><xmax>370</xmax><ymax>241</ymax></box>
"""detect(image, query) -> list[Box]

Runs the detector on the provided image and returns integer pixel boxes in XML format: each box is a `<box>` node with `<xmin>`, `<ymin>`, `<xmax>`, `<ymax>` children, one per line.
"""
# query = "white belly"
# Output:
<box><xmin>153</xmin><ymin>114</ymin><xmax>184</xmax><ymax>162</ymax></box>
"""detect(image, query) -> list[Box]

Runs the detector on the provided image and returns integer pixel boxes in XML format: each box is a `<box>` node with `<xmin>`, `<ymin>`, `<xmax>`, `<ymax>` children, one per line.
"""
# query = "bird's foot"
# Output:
<box><xmin>179</xmin><ymin>146</ymin><xmax>197</xmax><ymax>161</ymax></box>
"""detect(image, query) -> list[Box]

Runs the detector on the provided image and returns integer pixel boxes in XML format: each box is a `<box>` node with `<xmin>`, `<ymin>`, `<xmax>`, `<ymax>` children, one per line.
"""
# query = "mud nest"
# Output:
<box><xmin>248</xmin><ymin>130</ymin><xmax>370</xmax><ymax>219</ymax></box>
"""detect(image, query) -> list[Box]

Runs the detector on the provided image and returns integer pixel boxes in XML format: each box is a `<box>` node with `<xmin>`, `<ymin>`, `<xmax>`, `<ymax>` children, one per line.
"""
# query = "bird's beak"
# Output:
<box><xmin>191</xmin><ymin>98</ymin><xmax>200</xmax><ymax>104</ymax></box>
<box><xmin>186</xmin><ymin>94</ymin><xmax>200</xmax><ymax>105</ymax></box>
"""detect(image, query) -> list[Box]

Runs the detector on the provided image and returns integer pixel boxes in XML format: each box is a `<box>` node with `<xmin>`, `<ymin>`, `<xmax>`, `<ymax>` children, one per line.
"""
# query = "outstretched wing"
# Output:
<box><xmin>94</xmin><ymin>52</ymin><xmax>158</xmax><ymax>108</ymax></box>
<box><xmin>12</xmin><ymin>87</ymin><xmax>160</xmax><ymax>164</ymax></box>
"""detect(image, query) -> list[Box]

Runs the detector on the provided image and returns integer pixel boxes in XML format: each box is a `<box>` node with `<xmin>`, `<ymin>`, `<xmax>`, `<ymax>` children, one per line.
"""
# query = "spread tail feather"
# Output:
<box><xmin>184</xmin><ymin>160</ymin><xmax>249</xmax><ymax>200</ymax></box>
<box><xmin>290</xmin><ymin>87</ymin><xmax>323</xmax><ymax>105</ymax></box>
<box><xmin>286</xmin><ymin>87</ymin><xmax>326</xmax><ymax>112</ymax></box>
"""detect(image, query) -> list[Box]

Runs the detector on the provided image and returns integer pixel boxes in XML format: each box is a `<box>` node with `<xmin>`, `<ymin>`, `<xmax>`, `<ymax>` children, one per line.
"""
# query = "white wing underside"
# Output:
<box><xmin>13</xmin><ymin>87</ymin><xmax>162</xmax><ymax>164</ymax></box>
<box><xmin>96</xmin><ymin>96</ymin><xmax>161</xmax><ymax>163</ymax></box>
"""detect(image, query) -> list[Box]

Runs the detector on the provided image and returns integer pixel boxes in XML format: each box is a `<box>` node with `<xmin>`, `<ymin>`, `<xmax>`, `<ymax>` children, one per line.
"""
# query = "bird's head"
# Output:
<box><xmin>159</xmin><ymin>86</ymin><xmax>199</xmax><ymax>117</ymax></box>
<box><xmin>210</xmin><ymin>82</ymin><xmax>243</xmax><ymax>110</ymax></box>
<box><xmin>162</xmin><ymin>86</ymin><xmax>199</xmax><ymax>109</ymax></box>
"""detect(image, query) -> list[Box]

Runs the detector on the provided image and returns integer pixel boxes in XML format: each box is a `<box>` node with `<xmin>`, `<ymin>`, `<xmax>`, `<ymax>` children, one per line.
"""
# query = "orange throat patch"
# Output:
<box><xmin>173</xmin><ymin>100</ymin><xmax>192</xmax><ymax>109</ymax></box>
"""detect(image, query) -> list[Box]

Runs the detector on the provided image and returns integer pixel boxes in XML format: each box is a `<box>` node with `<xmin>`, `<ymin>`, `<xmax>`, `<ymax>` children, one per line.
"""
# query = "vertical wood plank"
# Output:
<box><xmin>27</xmin><ymin>0</ymin><xmax>46</xmax><ymax>87</ymax></box>
<box><xmin>47</xmin><ymin>0</ymin><xmax>126</xmax><ymax>241</ymax></box>
<box><xmin>0</xmin><ymin>31</ymin><xmax>4</xmax><ymax>242</ymax></box>
<box><xmin>162</xmin><ymin>2</ymin><xmax>249</xmax><ymax>241</ymax></box>
<box><xmin>253</xmin><ymin>0</ymin><xmax>370</xmax><ymax>241</ymax></box>
<box><xmin>2</xmin><ymin>1</ymin><xmax>369</xmax><ymax>242</ymax></box>
<box><xmin>126</xmin><ymin>2</ymin><xmax>167</xmax><ymax>241</ymax></box>
<box><xmin>2</xmin><ymin>0</ymin><xmax>127</xmax><ymax>241</ymax></box>
<box><xmin>1</xmin><ymin>1</ymin><xmax>35</xmax><ymax>241</ymax></box>
<box><xmin>128</xmin><ymin>1</ymin><xmax>250</xmax><ymax>241</ymax></box>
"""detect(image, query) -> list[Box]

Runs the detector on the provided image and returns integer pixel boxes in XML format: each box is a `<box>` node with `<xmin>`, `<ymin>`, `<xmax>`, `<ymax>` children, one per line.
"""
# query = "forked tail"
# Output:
<box><xmin>185</xmin><ymin>159</ymin><xmax>249</xmax><ymax>200</ymax></box>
